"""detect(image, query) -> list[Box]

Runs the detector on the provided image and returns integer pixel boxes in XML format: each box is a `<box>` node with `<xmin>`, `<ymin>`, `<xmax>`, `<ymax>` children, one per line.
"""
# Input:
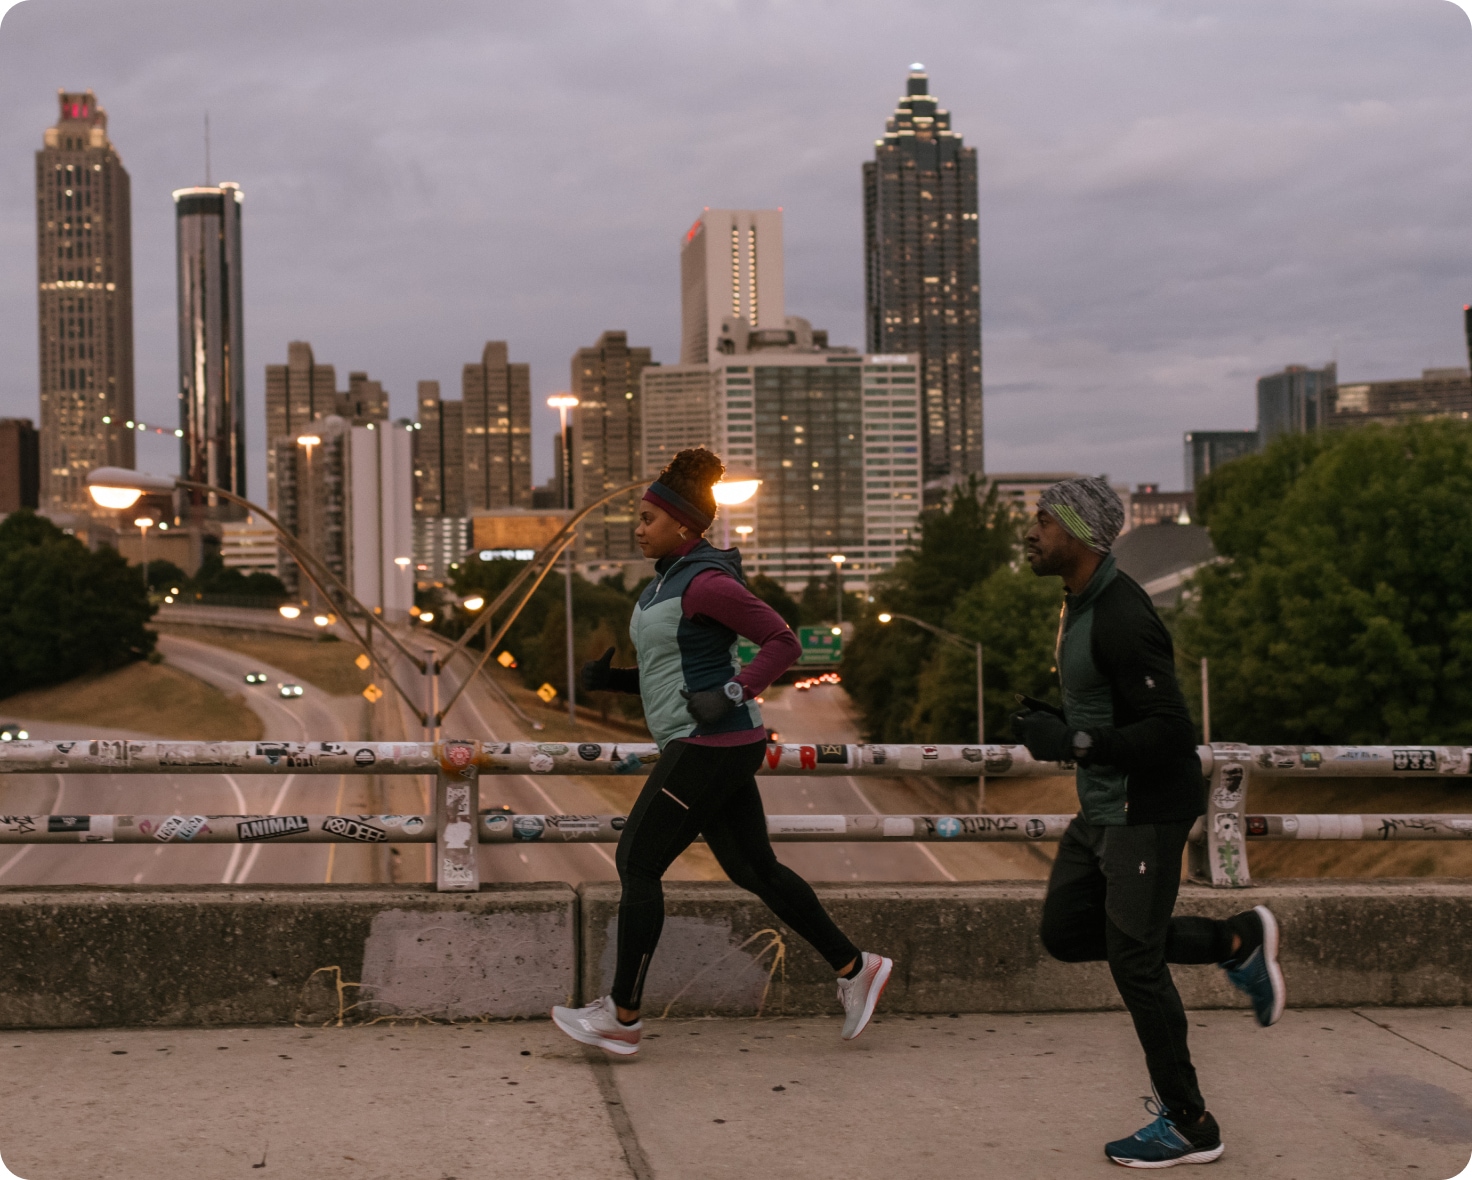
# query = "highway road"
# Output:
<box><xmin>0</xmin><ymin>612</ymin><xmax>1048</xmax><ymax>889</ymax></box>
<box><xmin>377</xmin><ymin>631</ymin><xmax>629</xmax><ymax>886</ymax></box>
<box><xmin>0</xmin><ymin>633</ymin><xmax>380</xmax><ymax>888</ymax></box>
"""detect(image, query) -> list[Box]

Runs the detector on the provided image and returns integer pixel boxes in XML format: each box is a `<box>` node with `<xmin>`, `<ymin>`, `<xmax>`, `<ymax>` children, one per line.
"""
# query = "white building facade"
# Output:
<box><xmin>680</xmin><ymin>208</ymin><xmax>786</xmax><ymax>364</ymax></box>
<box><xmin>272</xmin><ymin>416</ymin><xmax>414</xmax><ymax>619</ymax></box>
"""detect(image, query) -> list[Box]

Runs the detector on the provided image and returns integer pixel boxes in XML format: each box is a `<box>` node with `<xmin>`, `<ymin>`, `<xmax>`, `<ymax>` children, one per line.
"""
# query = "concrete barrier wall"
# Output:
<box><xmin>581</xmin><ymin>880</ymin><xmax>1472</xmax><ymax>1017</ymax></box>
<box><xmin>0</xmin><ymin>884</ymin><xmax>577</xmax><ymax>1028</ymax></box>
<box><xmin>0</xmin><ymin>880</ymin><xmax>1466</xmax><ymax>1028</ymax></box>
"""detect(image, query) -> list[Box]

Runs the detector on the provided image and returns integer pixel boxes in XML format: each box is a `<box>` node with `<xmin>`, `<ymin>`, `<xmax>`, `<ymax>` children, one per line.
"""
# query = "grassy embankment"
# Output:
<box><xmin>0</xmin><ymin>660</ymin><xmax>262</xmax><ymax>740</ymax></box>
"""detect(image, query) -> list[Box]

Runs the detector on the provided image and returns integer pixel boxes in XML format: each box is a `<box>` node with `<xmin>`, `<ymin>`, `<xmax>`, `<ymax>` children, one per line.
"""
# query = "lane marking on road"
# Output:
<box><xmin>842</xmin><ymin>775</ymin><xmax>957</xmax><ymax>882</ymax></box>
<box><xmin>219</xmin><ymin>774</ymin><xmax>250</xmax><ymax>884</ymax></box>
<box><xmin>231</xmin><ymin>774</ymin><xmax>297</xmax><ymax>885</ymax></box>
<box><xmin>437</xmin><ymin>650</ymin><xmax>618</xmax><ymax>869</ymax></box>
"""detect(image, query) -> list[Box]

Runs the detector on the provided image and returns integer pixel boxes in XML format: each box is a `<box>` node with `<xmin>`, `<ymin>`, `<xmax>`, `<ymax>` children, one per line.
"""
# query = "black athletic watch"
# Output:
<box><xmin>1070</xmin><ymin>731</ymin><xmax>1094</xmax><ymax>764</ymax></box>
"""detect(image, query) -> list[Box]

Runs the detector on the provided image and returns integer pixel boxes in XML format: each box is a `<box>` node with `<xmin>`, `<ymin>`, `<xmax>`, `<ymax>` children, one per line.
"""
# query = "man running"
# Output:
<box><xmin>1011</xmin><ymin>476</ymin><xmax>1285</xmax><ymax>1169</ymax></box>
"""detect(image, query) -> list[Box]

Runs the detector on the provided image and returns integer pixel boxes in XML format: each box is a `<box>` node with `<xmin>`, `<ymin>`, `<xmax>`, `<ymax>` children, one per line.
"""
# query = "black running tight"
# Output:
<box><xmin>610</xmin><ymin>738</ymin><xmax>861</xmax><ymax>1010</ymax></box>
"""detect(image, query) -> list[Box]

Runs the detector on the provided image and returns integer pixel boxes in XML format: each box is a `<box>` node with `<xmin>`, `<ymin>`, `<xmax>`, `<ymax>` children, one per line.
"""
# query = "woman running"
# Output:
<box><xmin>552</xmin><ymin>447</ymin><xmax>893</xmax><ymax>1055</ymax></box>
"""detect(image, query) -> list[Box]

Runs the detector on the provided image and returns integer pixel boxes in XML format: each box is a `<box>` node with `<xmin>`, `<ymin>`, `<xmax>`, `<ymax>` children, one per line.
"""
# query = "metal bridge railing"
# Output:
<box><xmin>0</xmin><ymin>738</ymin><xmax>1466</xmax><ymax>891</ymax></box>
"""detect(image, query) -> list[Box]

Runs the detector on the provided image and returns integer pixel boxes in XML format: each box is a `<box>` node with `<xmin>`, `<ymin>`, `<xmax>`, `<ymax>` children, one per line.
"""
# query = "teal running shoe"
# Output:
<box><xmin>1222</xmin><ymin>904</ymin><xmax>1285</xmax><ymax>1027</ymax></box>
<box><xmin>1106</xmin><ymin>1101</ymin><xmax>1224</xmax><ymax>1168</ymax></box>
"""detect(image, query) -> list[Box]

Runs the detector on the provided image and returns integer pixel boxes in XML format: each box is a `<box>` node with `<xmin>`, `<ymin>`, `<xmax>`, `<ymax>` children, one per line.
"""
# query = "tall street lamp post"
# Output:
<box><xmin>878</xmin><ymin>610</ymin><xmax>987</xmax><ymax>806</ymax></box>
<box><xmin>547</xmin><ymin>394</ymin><xmax>580</xmax><ymax>722</ymax></box>
<box><xmin>830</xmin><ymin>554</ymin><xmax>846</xmax><ymax>628</ymax></box>
<box><xmin>133</xmin><ymin>515</ymin><xmax>154</xmax><ymax>593</ymax></box>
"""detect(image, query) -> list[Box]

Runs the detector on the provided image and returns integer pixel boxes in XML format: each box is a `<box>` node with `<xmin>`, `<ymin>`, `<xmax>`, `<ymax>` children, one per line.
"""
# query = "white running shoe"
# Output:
<box><xmin>551</xmin><ymin>996</ymin><xmax>643</xmax><ymax>1056</ymax></box>
<box><xmin>837</xmin><ymin>951</ymin><xmax>893</xmax><ymax>1041</ymax></box>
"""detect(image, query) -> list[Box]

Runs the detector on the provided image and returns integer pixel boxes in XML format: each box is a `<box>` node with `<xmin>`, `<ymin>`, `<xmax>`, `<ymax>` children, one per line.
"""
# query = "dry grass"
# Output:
<box><xmin>1246</xmin><ymin>774</ymin><xmax>1472</xmax><ymax>879</ymax></box>
<box><xmin>0</xmin><ymin>660</ymin><xmax>263</xmax><ymax>740</ymax></box>
<box><xmin>157</xmin><ymin>624</ymin><xmax>373</xmax><ymax>697</ymax></box>
<box><xmin>983</xmin><ymin>771</ymin><xmax>1472</xmax><ymax>880</ymax></box>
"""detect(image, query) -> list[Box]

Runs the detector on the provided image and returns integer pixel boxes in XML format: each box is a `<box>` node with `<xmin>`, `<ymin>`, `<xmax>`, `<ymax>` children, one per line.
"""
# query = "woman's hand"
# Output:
<box><xmin>581</xmin><ymin>647</ymin><xmax>616</xmax><ymax>693</ymax></box>
<box><xmin>681</xmin><ymin>682</ymin><xmax>743</xmax><ymax>725</ymax></box>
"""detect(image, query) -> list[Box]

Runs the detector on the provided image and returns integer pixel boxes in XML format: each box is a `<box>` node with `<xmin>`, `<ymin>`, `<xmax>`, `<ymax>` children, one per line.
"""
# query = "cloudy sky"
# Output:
<box><xmin>1</xmin><ymin>0</ymin><xmax>1470</xmax><ymax>495</ymax></box>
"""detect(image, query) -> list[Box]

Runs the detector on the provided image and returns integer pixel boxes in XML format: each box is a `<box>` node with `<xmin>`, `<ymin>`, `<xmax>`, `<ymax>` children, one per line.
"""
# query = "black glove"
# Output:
<box><xmin>1014</xmin><ymin>693</ymin><xmax>1066</xmax><ymax>721</ymax></box>
<box><xmin>581</xmin><ymin>647</ymin><xmax>616</xmax><ymax>693</ymax></box>
<box><xmin>1011</xmin><ymin>709</ymin><xmax>1073</xmax><ymax>763</ymax></box>
<box><xmin>681</xmin><ymin>682</ymin><xmax>743</xmax><ymax>725</ymax></box>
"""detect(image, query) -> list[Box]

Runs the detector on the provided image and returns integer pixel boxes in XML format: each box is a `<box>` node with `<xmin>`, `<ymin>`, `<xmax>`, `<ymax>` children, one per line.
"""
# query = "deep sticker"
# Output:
<box><xmin>322</xmin><ymin>816</ymin><xmax>387</xmax><ymax>843</ymax></box>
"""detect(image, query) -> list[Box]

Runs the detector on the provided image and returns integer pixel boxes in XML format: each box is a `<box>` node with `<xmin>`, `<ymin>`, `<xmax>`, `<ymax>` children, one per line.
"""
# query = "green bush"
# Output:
<box><xmin>1179</xmin><ymin>419</ymin><xmax>1472</xmax><ymax>744</ymax></box>
<box><xmin>0</xmin><ymin>510</ymin><xmax>157</xmax><ymax>698</ymax></box>
<box><xmin>843</xmin><ymin>478</ymin><xmax>1029</xmax><ymax>742</ymax></box>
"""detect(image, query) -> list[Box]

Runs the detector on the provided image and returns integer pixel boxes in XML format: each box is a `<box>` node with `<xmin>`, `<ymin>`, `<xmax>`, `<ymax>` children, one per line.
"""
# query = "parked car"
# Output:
<box><xmin>278</xmin><ymin>683</ymin><xmax>304</xmax><ymax>698</ymax></box>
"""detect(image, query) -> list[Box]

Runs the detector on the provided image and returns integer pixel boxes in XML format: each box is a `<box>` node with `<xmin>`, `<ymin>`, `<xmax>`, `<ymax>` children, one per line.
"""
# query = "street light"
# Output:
<box><xmin>879</xmin><ymin>610</ymin><xmax>988</xmax><ymax>805</ymax></box>
<box><xmin>713</xmin><ymin>477</ymin><xmax>761</xmax><ymax>505</ymax></box>
<box><xmin>278</xmin><ymin>605</ymin><xmax>302</xmax><ymax>620</ymax></box>
<box><xmin>460</xmin><ymin>595</ymin><xmax>485</xmax><ymax>612</ymax></box>
<box><xmin>548</xmin><ymin>394</ymin><xmax>580</xmax><ymax>722</ymax></box>
<box><xmin>714</xmin><ymin>475</ymin><xmax>761</xmax><ymax>547</ymax></box>
<box><xmin>830</xmin><ymin>554</ymin><xmax>846</xmax><ymax>628</ymax></box>
<box><xmin>133</xmin><ymin>516</ymin><xmax>154</xmax><ymax>592</ymax></box>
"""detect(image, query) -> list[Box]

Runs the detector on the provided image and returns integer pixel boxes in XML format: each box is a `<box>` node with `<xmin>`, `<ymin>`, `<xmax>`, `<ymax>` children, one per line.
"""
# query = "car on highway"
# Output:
<box><xmin>243</xmin><ymin>671</ymin><xmax>267</xmax><ymax>684</ymax></box>
<box><xmin>0</xmin><ymin>724</ymin><xmax>29</xmax><ymax>742</ymax></box>
<box><xmin>278</xmin><ymin>683</ymin><xmax>305</xmax><ymax>698</ymax></box>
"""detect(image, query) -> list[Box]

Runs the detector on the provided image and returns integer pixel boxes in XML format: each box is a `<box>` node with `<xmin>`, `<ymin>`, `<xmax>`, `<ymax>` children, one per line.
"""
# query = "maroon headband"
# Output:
<box><xmin>643</xmin><ymin>481</ymin><xmax>713</xmax><ymax>533</ymax></box>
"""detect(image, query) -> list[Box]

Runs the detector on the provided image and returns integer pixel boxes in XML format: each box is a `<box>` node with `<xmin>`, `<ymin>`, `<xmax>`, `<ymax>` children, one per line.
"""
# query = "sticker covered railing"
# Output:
<box><xmin>0</xmin><ymin>739</ymin><xmax>1467</xmax><ymax>891</ymax></box>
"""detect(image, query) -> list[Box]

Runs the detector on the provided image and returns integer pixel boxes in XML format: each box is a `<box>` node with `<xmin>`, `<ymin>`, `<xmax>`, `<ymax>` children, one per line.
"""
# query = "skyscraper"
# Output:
<box><xmin>462</xmin><ymin>341</ymin><xmax>532</xmax><ymax>512</ymax></box>
<box><xmin>863</xmin><ymin>64</ymin><xmax>982</xmax><ymax>499</ymax></box>
<box><xmin>640</xmin><ymin>365</ymin><xmax>715</xmax><ymax>477</ymax></box>
<box><xmin>35</xmin><ymin>90</ymin><xmax>134</xmax><ymax>513</ymax></box>
<box><xmin>271</xmin><ymin>416</ymin><xmax>413</xmax><ymax>617</ymax></box>
<box><xmin>710</xmin><ymin>353</ymin><xmax>922</xmax><ymax>588</ymax></box>
<box><xmin>1257</xmin><ymin>363</ymin><xmax>1336</xmax><ymax>442</ymax></box>
<box><xmin>412</xmin><ymin>380</ymin><xmax>465</xmax><ymax>518</ymax></box>
<box><xmin>174</xmin><ymin>182</ymin><xmax>245</xmax><ymax>517</ymax></box>
<box><xmin>265</xmin><ymin>341</ymin><xmax>338</xmax><ymax>511</ymax></box>
<box><xmin>1184</xmin><ymin>430</ymin><xmax>1259</xmax><ymax>490</ymax></box>
<box><xmin>680</xmin><ymin>209</ymin><xmax>786</xmax><ymax>364</ymax></box>
<box><xmin>572</xmin><ymin>331</ymin><xmax>654</xmax><ymax>561</ymax></box>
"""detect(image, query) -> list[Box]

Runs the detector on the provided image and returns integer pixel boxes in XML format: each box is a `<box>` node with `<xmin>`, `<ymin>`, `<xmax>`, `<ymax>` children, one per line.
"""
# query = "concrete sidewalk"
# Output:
<box><xmin>0</xmin><ymin>1009</ymin><xmax>1466</xmax><ymax>1179</ymax></box>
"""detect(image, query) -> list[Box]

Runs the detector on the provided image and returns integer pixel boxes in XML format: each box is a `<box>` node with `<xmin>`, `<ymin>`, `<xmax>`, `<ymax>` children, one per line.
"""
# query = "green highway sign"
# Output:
<box><xmin>736</xmin><ymin>627</ymin><xmax>844</xmax><ymax>667</ymax></box>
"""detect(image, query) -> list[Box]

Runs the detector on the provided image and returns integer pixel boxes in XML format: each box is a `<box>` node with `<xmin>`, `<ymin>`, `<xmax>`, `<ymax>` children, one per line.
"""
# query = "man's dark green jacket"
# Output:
<box><xmin>1057</xmin><ymin>553</ymin><xmax>1205</xmax><ymax>826</ymax></box>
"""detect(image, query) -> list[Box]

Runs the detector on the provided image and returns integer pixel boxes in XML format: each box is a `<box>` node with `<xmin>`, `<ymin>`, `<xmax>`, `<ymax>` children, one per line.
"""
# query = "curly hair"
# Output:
<box><xmin>654</xmin><ymin>447</ymin><xmax>725</xmax><ymax>525</ymax></box>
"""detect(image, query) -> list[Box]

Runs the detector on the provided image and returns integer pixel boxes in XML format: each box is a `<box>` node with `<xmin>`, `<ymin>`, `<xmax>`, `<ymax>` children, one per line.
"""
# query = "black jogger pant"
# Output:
<box><xmin>610</xmin><ymin>738</ymin><xmax>862</xmax><ymax>1010</ymax></box>
<box><xmin>1040</xmin><ymin>815</ymin><xmax>1237</xmax><ymax>1120</ymax></box>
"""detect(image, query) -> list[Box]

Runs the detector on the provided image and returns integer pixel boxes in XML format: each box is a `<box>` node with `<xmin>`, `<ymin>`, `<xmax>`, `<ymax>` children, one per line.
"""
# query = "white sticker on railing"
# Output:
<box><xmin>768</xmin><ymin>816</ymin><xmax>846</xmax><ymax>834</ymax></box>
<box><xmin>883</xmin><ymin>817</ymin><xmax>916</xmax><ymax>838</ymax></box>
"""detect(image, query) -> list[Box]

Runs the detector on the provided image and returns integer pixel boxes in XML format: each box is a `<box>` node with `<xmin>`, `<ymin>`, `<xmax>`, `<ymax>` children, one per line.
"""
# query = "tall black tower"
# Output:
<box><xmin>864</xmin><ymin>64</ymin><xmax>982</xmax><ymax>499</ymax></box>
<box><xmin>174</xmin><ymin>182</ymin><xmax>245</xmax><ymax>517</ymax></box>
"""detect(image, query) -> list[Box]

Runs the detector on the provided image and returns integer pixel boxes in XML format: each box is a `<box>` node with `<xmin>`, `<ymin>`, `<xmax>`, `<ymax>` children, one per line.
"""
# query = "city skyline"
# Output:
<box><xmin>2</xmin><ymin>1</ymin><xmax>1471</xmax><ymax>503</ymax></box>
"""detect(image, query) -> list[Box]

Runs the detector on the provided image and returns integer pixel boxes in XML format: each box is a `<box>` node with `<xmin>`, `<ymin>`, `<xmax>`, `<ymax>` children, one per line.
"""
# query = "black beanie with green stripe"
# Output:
<box><xmin>1037</xmin><ymin>476</ymin><xmax>1125</xmax><ymax>555</ymax></box>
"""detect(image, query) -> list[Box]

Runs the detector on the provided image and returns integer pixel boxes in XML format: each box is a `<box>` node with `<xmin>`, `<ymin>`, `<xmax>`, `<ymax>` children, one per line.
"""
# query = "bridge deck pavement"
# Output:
<box><xmin>0</xmin><ymin>1008</ymin><xmax>1465</xmax><ymax>1178</ymax></box>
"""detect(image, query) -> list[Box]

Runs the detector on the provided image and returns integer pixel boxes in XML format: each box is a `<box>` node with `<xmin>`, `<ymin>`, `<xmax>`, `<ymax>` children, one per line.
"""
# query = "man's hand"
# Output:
<box><xmin>581</xmin><ymin>647</ymin><xmax>616</xmax><ymax>694</ymax></box>
<box><xmin>681</xmin><ymin>682</ymin><xmax>743</xmax><ymax>725</ymax></box>
<box><xmin>1011</xmin><ymin>708</ymin><xmax>1073</xmax><ymax>763</ymax></box>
